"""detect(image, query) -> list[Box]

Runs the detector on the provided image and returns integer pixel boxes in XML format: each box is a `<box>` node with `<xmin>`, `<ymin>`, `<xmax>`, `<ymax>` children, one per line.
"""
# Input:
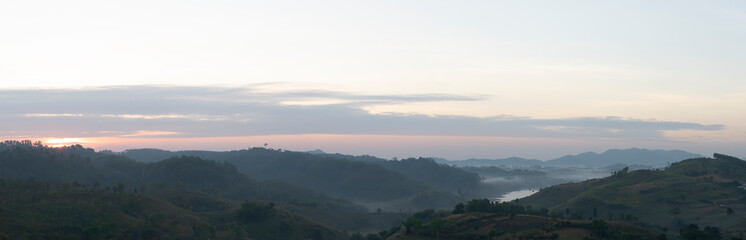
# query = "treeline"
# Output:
<box><xmin>396</xmin><ymin>200</ymin><xmax>663</xmax><ymax>240</ymax></box>
<box><xmin>453</xmin><ymin>198</ymin><xmax>549</xmax><ymax>216</ymax></box>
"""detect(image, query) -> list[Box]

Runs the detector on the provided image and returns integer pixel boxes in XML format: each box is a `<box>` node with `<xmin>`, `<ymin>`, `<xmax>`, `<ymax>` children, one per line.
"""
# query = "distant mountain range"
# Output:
<box><xmin>433</xmin><ymin>148</ymin><xmax>701</xmax><ymax>168</ymax></box>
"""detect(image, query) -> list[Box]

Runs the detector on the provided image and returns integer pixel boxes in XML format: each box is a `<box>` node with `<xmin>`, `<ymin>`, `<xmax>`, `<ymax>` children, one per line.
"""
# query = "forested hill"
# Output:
<box><xmin>124</xmin><ymin>148</ymin><xmax>481</xmax><ymax>194</ymax></box>
<box><xmin>0</xmin><ymin>178</ymin><xmax>348</xmax><ymax>240</ymax></box>
<box><xmin>0</xmin><ymin>142</ymin><xmax>357</xmax><ymax>210</ymax></box>
<box><xmin>0</xmin><ymin>141</ymin><xmax>414</xmax><ymax>234</ymax></box>
<box><xmin>122</xmin><ymin>148</ymin><xmax>477</xmax><ymax>210</ymax></box>
<box><xmin>0</xmin><ymin>140</ymin><xmax>372</xmax><ymax>239</ymax></box>
<box><xmin>307</xmin><ymin>151</ymin><xmax>482</xmax><ymax>194</ymax></box>
<box><xmin>518</xmin><ymin>153</ymin><xmax>746</xmax><ymax>235</ymax></box>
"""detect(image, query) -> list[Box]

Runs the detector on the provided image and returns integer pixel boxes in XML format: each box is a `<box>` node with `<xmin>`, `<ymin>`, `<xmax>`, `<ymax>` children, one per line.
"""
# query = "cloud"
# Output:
<box><xmin>24</xmin><ymin>113</ymin><xmax>84</xmax><ymax>117</ymax></box>
<box><xmin>101</xmin><ymin>114</ymin><xmax>188</xmax><ymax>120</ymax></box>
<box><xmin>0</xmin><ymin>85</ymin><xmax>724</xmax><ymax>140</ymax></box>
<box><xmin>120</xmin><ymin>131</ymin><xmax>180</xmax><ymax>137</ymax></box>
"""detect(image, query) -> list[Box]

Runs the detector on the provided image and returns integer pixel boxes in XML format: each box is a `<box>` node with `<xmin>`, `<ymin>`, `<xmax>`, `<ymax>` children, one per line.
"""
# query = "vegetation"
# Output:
<box><xmin>519</xmin><ymin>154</ymin><xmax>746</xmax><ymax>238</ymax></box>
<box><xmin>123</xmin><ymin>148</ymin><xmax>469</xmax><ymax>211</ymax></box>
<box><xmin>0</xmin><ymin>141</ymin><xmax>403</xmax><ymax>235</ymax></box>
<box><xmin>390</xmin><ymin>200</ymin><xmax>660</xmax><ymax>240</ymax></box>
<box><xmin>3</xmin><ymin>140</ymin><xmax>743</xmax><ymax>239</ymax></box>
<box><xmin>0</xmin><ymin>142</ymin><xmax>359</xmax><ymax>211</ymax></box>
<box><xmin>0</xmin><ymin>177</ymin><xmax>347</xmax><ymax>240</ymax></box>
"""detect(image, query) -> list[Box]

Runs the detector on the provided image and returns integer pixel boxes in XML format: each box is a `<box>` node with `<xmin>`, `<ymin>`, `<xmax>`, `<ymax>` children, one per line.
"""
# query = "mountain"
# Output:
<box><xmin>543</xmin><ymin>148</ymin><xmax>701</xmax><ymax>168</ymax></box>
<box><xmin>435</xmin><ymin>148</ymin><xmax>701</xmax><ymax>169</ymax></box>
<box><xmin>122</xmin><ymin>148</ymin><xmax>469</xmax><ymax>211</ymax></box>
<box><xmin>518</xmin><ymin>153</ymin><xmax>746</xmax><ymax>234</ymax></box>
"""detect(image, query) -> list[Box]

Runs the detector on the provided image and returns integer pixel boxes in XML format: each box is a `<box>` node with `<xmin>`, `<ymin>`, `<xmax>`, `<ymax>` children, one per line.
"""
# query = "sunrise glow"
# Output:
<box><xmin>44</xmin><ymin>138</ymin><xmax>89</xmax><ymax>148</ymax></box>
<box><xmin>1</xmin><ymin>1</ymin><xmax>744</xmax><ymax>159</ymax></box>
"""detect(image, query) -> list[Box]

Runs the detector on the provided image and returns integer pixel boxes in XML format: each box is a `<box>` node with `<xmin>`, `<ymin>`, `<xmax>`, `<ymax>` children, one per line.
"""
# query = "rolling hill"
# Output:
<box><xmin>386</xmin><ymin>200</ymin><xmax>661</xmax><ymax>240</ymax></box>
<box><xmin>518</xmin><ymin>153</ymin><xmax>746</xmax><ymax>235</ymax></box>
<box><xmin>0</xmin><ymin>141</ymin><xmax>405</xmax><ymax>233</ymax></box>
<box><xmin>122</xmin><ymin>148</ymin><xmax>469</xmax><ymax>211</ymax></box>
<box><xmin>0</xmin><ymin>178</ymin><xmax>348</xmax><ymax>240</ymax></box>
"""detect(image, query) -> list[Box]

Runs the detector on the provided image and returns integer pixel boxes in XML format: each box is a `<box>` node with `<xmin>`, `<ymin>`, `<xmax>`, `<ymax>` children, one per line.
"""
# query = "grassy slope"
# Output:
<box><xmin>387</xmin><ymin>214</ymin><xmax>659</xmax><ymax>240</ymax></box>
<box><xmin>519</xmin><ymin>155</ymin><xmax>746</xmax><ymax>232</ymax></box>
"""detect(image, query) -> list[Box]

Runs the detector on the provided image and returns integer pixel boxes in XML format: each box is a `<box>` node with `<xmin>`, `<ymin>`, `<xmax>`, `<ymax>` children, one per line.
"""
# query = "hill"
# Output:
<box><xmin>0</xmin><ymin>141</ymin><xmax>406</xmax><ymax>233</ymax></box>
<box><xmin>309</xmin><ymin>153</ymin><xmax>482</xmax><ymax>192</ymax></box>
<box><xmin>544</xmin><ymin>148</ymin><xmax>702</xmax><ymax>168</ymax></box>
<box><xmin>518</xmin><ymin>153</ymin><xmax>746</xmax><ymax>236</ymax></box>
<box><xmin>0</xmin><ymin>178</ymin><xmax>348</xmax><ymax>240</ymax></box>
<box><xmin>386</xmin><ymin>199</ymin><xmax>661</xmax><ymax>240</ymax></box>
<box><xmin>0</xmin><ymin>142</ymin><xmax>359</xmax><ymax>211</ymax></box>
<box><xmin>122</xmin><ymin>148</ymin><xmax>468</xmax><ymax>211</ymax></box>
<box><xmin>438</xmin><ymin>148</ymin><xmax>701</xmax><ymax>168</ymax></box>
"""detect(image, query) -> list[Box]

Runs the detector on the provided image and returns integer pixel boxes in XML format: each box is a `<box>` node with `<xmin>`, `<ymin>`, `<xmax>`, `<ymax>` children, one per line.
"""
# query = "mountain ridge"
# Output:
<box><xmin>433</xmin><ymin>148</ymin><xmax>701</xmax><ymax>168</ymax></box>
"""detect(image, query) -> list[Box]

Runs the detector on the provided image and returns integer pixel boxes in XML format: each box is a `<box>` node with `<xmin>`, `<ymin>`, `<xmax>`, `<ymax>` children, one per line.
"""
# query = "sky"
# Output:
<box><xmin>1</xmin><ymin>0</ymin><xmax>745</xmax><ymax>160</ymax></box>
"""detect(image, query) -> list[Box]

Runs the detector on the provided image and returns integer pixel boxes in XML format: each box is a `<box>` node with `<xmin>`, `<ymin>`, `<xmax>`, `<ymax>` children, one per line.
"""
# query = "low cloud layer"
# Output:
<box><xmin>0</xmin><ymin>85</ymin><xmax>724</xmax><ymax>140</ymax></box>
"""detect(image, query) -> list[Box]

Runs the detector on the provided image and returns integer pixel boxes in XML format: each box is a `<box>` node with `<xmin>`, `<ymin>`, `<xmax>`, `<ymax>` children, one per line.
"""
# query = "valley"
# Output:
<box><xmin>1</xmin><ymin>140</ymin><xmax>743</xmax><ymax>239</ymax></box>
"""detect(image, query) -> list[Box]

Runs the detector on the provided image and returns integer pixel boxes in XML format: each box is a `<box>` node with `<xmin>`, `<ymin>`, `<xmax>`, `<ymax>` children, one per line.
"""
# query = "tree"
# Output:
<box><xmin>465</xmin><ymin>199</ymin><xmax>492</xmax><ymax>213</ymax></box>
<box><xmin>403</xmin><ymin>218</ymin><xmax>422</xmax><ymax>234</ymax></box>
<box><xmin>237</xmin><ymin>201</ymin><xmax>273</xmax><ymax>222</ymax></box>
<box><xmin>703</xmin><ymin>226</ymin><xmax>722</xmax><ymax>240</ymax></box>
<box><xmin>429</xmin><ymin>218</ymin><xmax>445</xmax><ymax>238</ymax></box>
<box><xmin>350</xmin><ymin>233</ymin><xmax>365</xmax><ymax>240</ymax></box>
<box><xmin>593</xmin><ymin>207</ymin><xmax>597</xmax><ymax>219</ymax></box>
<box><xmin>365</xmin><ymin>233</ymin><xmax>382</xmax><ymax>240</ymax></box>
<box><xmin>452</xmin><ymin>203</ymin><xmax>465</xmax><ymax>214</ymax></box>
<box><xmin>681</xmin><ymin>224</ymin><xmax>705</xmax><ymax>240</ymax></box>
<box><xmin>114</xmin><ymin>182</ymin><xmax>125</xmax><ymax>194</ymax></box>
<box><xmin>591</xmin><ymin>220</ymin><xmax>607</xmax><ymax>238</ymax></box>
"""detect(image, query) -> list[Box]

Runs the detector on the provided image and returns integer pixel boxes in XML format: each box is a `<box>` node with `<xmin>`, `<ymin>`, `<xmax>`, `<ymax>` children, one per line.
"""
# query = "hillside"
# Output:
<box><xmin>518</xmin><ymin>153</ymin><xmax>746</xmax><ymax>235</ymax></box>
<box><xmin>0</xmin><ymin>141</ymin><xmax>405</xmax><ymax>233</ymax></box>
<box><xmin>122</xmin><ymin>148</ymin><xmax>467</xmax><ymax>211</ymax></box>
<box><xmin>0</xmin><ymin>143</ymin><xmax>360</xmax><ymax>211</ymax></box>
<box><xmin>0</xmin><ymin>178</ymin><xmax>348</xmax><ymax>240</ymax></box>
<box><xmin>386</xmin><ymin>200</ymin><xmax>661</xmax><ymax>240</ymax></box>
<box><xmin>309</xmin><ymin>152</ymin><xmax>482</xmax><ymax>194</ymax></box>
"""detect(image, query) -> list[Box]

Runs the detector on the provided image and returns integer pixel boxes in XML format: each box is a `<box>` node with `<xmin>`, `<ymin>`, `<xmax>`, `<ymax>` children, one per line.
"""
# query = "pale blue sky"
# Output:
<box><xmin>1</xmin><ymin>1</ymin><xmax>744</xmax><ymax>159</ymax></box>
